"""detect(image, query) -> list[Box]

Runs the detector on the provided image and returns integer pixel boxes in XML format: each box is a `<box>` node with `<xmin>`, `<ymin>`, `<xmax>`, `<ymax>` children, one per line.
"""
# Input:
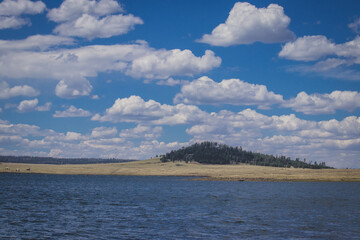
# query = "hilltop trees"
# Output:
<box><xmin>160</xmin><ymin>142</ymin><xmax>332</xmax><ymax>169</ymax></box>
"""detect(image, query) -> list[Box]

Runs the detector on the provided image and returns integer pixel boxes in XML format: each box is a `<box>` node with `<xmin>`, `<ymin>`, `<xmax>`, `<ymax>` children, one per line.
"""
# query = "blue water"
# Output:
<box><xmin>1</xmin><ymin>174</ymin><xmax>359</xmax><ymax>239</ymax></box>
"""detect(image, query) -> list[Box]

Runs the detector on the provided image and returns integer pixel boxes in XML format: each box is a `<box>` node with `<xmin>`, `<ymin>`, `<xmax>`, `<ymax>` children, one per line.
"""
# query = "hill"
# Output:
<box><xmin>160</xmin><ymin>142</ymin><xmax>332</xmax><ymax>169</ymax></box>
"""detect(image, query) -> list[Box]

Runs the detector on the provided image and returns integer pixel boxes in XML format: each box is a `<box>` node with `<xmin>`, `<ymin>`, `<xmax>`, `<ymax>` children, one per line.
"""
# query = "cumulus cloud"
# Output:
<box><xmin>0</xmin><ymin>16</ymin><xmax>29</xmax><ymax>29</ymax></box>
<box><xmin>0</xmin><ymin>42</ymin><xmax>221</xmax><ymax>97</ymax></box>
<box><xmin>0</xmin><ymin>0</ymin><xmax>45</xmax><ymax>29</ymax></box>
<box><xmin>91</xmin><ymin>126</ymin><xmax>117</xmax><ymax>138</ymax></box>
<box><xmin>92</xmin><ymin>95</ymin><xmax>208</xmax><ymax>125</ymax></box>
<box><xmin>279</xmin><ymin>35</ymin><xmax>360</xmax><ymax>63</ymax></box>
<box><xmin>279</xmin><ymin>35</ymin><xmax>360</xmax><ymax>80</ymax></box>
<box><xmin>36</xmin><ymin>102</ymin><xmax>52</xmax><ymax>112</ymax></box>
<box><xmin>0</xmin><ymin>81</ymin><xmax>39</xmax><ymax>99</ymax></box>
<box><xmin>16</xmin><ymin>98</ymin><xmax>52</xmax><ymax>112</ymax></box>
<box><xmin>279</xmin><ymin>35</ymin><xmax>336</xmax><ymax>61</ymax></box>
<box><xmin>349</xmin><ymin>18</ymin><xmax>360</xmax><ymax>33</ymax></box>
<box><xmin>1</xmin><ymin>108</ymin><xmax>360</xmax><ymax>168</ymax></box>
<box><xmin>126</xmin><ymin>49</ymin><xmax>221</xmax><ymax>79</ymax></box>
<box><xmin>53</xmin><ymin>105</ymin><xmax>91</xmax><ymax>118</ymax></box>
<box><xmin>283</xmin><ymin>90</ymin><xmax>360</xmax><ymax>114</ymax></box>
<box><xmin>53</xmin><ymin>13</ymin><xmax>143</xmax><ymax>40</ymax></box>
<box><xmin>174</xmin><ymin>76</ymin><xmax>283</xmax><ymax>109</ymax></box>
<box><xmin>119</xmin><ymin>125</ymin><xmax>163</xmax><ymax>139</ymax></box>
<box><xmin>17</xmin><ymin>98</ymin><xmax>38</xmax><ymax>112</ymax></box>
<box><xmin>48</xmin><ymin>0</ymin><xmax>143</xmax><ymax>39</ymax></box>
<box><xmin>47</xmin><ymin>0</ymin><xmax>123</xmax><ymax>22</ymax></box>
<box><xmin>198</xmin><ymin>2</ymin><xmax>295</xmax><ymax>46</ymax></box>
<box><xmin>0</xmin><ymin>35</ymin><xmax>74</xmax><ymax>53</ymax></box>
<box><xmin>155</xmin><ymin>78</ymin><xmax>189</xmax><ymax>86</ymax></box>
<box><xmin>185</xmin><ymin>109</ymin><xmax>360</xmax><ymax>168</ymax></box>
<box><xmin>0</xmin><ymin>119</ymin><xmax>54</xmax><ymax>137</ymax></box>
<box><xmin>55</xmin><ymin>78</ymin><xmax>93</xmax><ymax>98</ymax></box>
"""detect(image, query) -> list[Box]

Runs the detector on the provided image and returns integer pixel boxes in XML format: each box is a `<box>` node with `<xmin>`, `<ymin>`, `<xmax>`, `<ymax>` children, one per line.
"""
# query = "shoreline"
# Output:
<box><xmin>1</xmin><ymin>158</ymin><xmax>360</xmax><ymax>182</ymax></box>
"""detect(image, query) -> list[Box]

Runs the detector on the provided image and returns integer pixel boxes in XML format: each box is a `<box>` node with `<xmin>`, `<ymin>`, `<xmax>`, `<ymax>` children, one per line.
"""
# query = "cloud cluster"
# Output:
<box><xmin>0</xmin><ymin>41</ymin><xmax>221</xmax><ymax>98</ymax></box>
<box><xmin>2</xmin><ymin>103</ymin><xmax>359</xmax><ymax>167</ymax></box>
<box><xmin>119</xmin><ymin>125</ymin><xmax>163</xmax><ymax>139</ymax></box>
<box><xmin>92</xmin><ymin>95</ymin><xmax>208</xmax><ymax>125</ymax></box>
<box><xmin>48</xmin><ymin>0</ymin><xmax>143</xmax><ymax>39</ymax></box>
<box><xmin>0</xmin><ymin>35</ymin><xmax>74</xmax><ymax>53</ymax></box>
<box><xmin>173</xmin><ymin>77</ymin><xmax>360</xmax><ymax>114</ymax></box>
<box><xmin>91</xmin><ymin>126</ymin><xmax>117</xmax><ymax>138</ymax></box>
<box><xmin>0</xmin><ymin>0</ymin><xmax>45</xmax><ymax>29</ymax></box>
<box><xmin>17</xmin><ymin>98</ymin><xmax>51</xmax><ymax>112</ymax></box>
<box><xmin>185</xmin><ymin>109</ymin><xmax>360</xmax><ymax>168</ymax></box>
<box><xmin>0</xmin><ymin>81</ymin><xmax>39</xmax><ymax>99</ymax></box>
<box><xmin>53</xmin><ymin>105</ymin><xmax>91</xmax><ymax>118</ymax></box>
<box><xmin>126</xmin><ymin>49</ymin><xmax>221</xmax><ymax>79</ymax></box>
<box><xmin>279</xmin><ymin>35</ymin><xmax>360</xmax><ymax>80</ymax></box>
<box><xmin>55</xmin><ymin>78</ymin><xmax>93</xmax><ymax>98</ymax></box>
<box><xmin>349</xmin><ymin>18</ymin><xmax>360</xmax><ymax>34</ymax></box>
<box><xmin>198</xmin><ymin>2</ymin><xmax>295</xmax><ymax>46</ymax></box>
<box><xmin>0</xmin><ymin>118</ymin><xmax>184</xmax><ymax>160</ymax></box>
<box><xmin>283</xmin><ymin>91</ymin><xmax>360</xmax><ymax>114</ymax></box>
<box><xmin>174</xmin><ymin>76</ymin><xmax>283</xmax><ymax>109</ymax></box>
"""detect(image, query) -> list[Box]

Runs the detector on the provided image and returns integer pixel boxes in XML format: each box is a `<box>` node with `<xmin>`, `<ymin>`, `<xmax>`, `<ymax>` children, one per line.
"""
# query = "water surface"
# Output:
<box><xmin>1</xmin><ymin>174</ymin><xmax>359</xmax><ymax>239</ymax></box>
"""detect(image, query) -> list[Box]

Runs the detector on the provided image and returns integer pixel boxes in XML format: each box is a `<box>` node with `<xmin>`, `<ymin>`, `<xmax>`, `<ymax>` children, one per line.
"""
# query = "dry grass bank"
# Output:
<box><xmin>1</xmin><ymin>158</ymin><xmax>360</xmax><ymax>182</ymax></box>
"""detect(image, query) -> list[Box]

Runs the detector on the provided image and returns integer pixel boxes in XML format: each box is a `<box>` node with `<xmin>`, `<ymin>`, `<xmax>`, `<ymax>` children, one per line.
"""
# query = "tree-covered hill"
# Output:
<box><xmin>160</xmin><ymin>142</ymin><xmax>332</xmax><ymax>169</ymax></box>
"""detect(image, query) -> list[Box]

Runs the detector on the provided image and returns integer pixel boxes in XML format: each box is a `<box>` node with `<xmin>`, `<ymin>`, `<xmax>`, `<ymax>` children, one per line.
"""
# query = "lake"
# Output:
<box><xmin>1</xmin><ymin>174</ymin><xmax>359</xmax><ymax>239</ymax></box>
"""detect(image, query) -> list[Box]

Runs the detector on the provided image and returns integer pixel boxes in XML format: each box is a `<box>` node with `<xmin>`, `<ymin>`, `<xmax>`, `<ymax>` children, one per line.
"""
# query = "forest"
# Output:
<box><xmin>160</xmin><ymin>142</ymin><xmax>333</xmax><ymax>169</ymax></box>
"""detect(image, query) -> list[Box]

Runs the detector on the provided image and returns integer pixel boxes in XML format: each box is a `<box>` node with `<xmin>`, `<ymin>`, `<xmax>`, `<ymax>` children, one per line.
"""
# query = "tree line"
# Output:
<box><xmin>0</xmin><ymin>155</ymin><xmax>135</xmax><ymax>165</ymax></box>
<box><xmin>160</xmin><ymin>142</ymin><xmax>333</xmax><ymax>169</ymax></box>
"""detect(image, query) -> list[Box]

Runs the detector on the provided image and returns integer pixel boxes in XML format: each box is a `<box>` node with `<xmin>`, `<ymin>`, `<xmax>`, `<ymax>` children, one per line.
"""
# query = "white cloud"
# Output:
<box><xmin>1</xmin><ymin>109</ymin><xmax>360</xmax><ymax>168</ymax></box>
<box><xmin>17</xmin><ymin>98</ymin><xmax>38</xmax><ymax>112</ymax></box>
<box><xmin>0</xmin><ymin>0</ymin><xmax>46</xmax><ymax>29</ymax></box>
<box><xmin>185</xmin><ymin>109</ymin><xmax>360</xmax><ymax>168</ymax></box>
<box><xmin>198</xmin><ymin>2</ymin><xmax>295</xmax><ymax>46</ymax></box>
<box><xmin>53</xmin><ymin>105</ymin><xmax>91</xmax><ymax>118</ymax></box>
<box><xmin>283</xmin><ymin>90</ymin><xmax>360</xmax><ymax>114</ymax></box>
<box><xmin>279</xmin><ymin>35</ymin><xmax>360</xmax><ymax>80</ymax></box>
<box><xmin>0</xmin><ymin>35</ymin><xmax>74</xmax><ymax>53</ymax></box>
<box><xmin>53</xmin><ymin>13</ymin><xmax>143</xmax><ymax>40</ymax></box>
<box><xmin>47</xmin><ymin>0</ymin><xmax>123</xmax><ymax>22</ymax></box>
<box><xmin>16</xmin><ymin>98</ymin><xmax>51</xmax><ymax>112</ymax></box>
<box><xmin>0</xmin><ymin>81</ymin><xmax>39</xmax><ymax>99</ymax></box>
<box><xmin>279</xmin><ymin>35</ymin><xmax>360</xmax><ymax>63</ymax></box>
<box><xmin>0</xmin><ymin>16</ymin><xmax>29</xmax><ymax>29</ymax></box>
<box><xmin>0</xmin><ymin>42</ymin><xmax>221</xmax><ymax>98</ymax></box>
<box><xmin>349</xmin><ymin>18</ymin><xmax>360</xmax><ymax>33</ymax></box>
<box><xmin>92</xmin><ymin>95</ymin><xmax>208</xmax><ymax>125</ymax></box>
<box><xmin>126</xmin><ymin>49</ymin><xmax>221</xmax><ymax>79</ymax></box>
<box><xmin>174</xmin><ymin>76</ymin><xmax>283</xmax><ymax>108</ymax></box>
<box><xmin>36</xmin><ymin>102</ymin><xmax>52</xmax><ymax>112</ymax></box>
<box><xmin>91</xmin><ymin>126</ymin><xmax>117</xmax><ymax>138</ymax></box>
<box><xmin>155</xmin><ymin>78</ymin><xmax>189</xmax><ymax>86</ymax></box>
<box><xmin>0</xmin><ymin>119</ymin><xmax>54</xmax><ymax>137</ymax></box>
<box><xmin>48</xmin><ymin>0</ymin><xmax>142</xmax><ymax>39</ymax></box>
<box><xmin>55</xmin><ymin>78</ymin><xmax>93</xmax><ymax>98</ymax></box>
<box><xmin>279</xmin><ymin>35</ymin><xmax>336</xmax><ymax>61</ymax></box>
<box><xmin>119</xmin><ymin>125</ymin><xmax>162</xmax><ymax>139</ymax></box>
<box><xmin>64</xmin><ymin>131</ymin><xmax>84</xmax><ymax>141</ymax></box>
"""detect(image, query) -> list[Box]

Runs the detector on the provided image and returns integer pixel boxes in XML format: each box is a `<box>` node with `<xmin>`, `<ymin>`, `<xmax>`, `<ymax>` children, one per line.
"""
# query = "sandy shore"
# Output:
<box><xmin>1</xmin><ymin>158</ymin><xmax>360</xmax><ymax>182</ymax></box>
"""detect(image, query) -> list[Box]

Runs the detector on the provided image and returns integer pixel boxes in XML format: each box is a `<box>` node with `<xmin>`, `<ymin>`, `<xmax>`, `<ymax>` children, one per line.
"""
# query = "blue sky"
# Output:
<box><xmin>0</xmin><ymin>0</ymin><xmax>359</xmax><ymax>168</ymax></box>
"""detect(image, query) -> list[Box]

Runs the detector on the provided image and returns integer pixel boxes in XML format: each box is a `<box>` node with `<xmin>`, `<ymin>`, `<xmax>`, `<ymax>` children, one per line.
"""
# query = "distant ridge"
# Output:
<box><xmin>161</xmin><ymin>142</ymin><xmax>333</xmax><ymax>169</ymax></box>
<box><xmin>0</xmin><ymin>156</ymin><xmax>136</xmax><ymax>165</ymax></box>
